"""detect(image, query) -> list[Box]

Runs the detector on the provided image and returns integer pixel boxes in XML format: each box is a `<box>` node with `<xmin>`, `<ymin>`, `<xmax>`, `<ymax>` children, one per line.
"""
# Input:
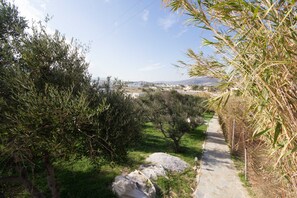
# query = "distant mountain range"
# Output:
<box><xmin>155</xmin><ymin>76</ymin><xmax>219</xmax><ymax>86</ymax></box>
<box><xmin>126</xmin><ymin>76</ymin><xmax>219</xmax><ymax>87</ymax></box>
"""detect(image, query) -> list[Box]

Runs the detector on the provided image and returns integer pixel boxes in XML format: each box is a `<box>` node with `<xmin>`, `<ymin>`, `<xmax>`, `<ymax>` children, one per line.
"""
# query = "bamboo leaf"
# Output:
<box><xmin>198</xmin><ymin>25</ymin><xmax>211</xmax><ymax>30</ymax></box>
<box><xmin>253</xmin><ymin>6</ymin><xmax>259</xmax><ymax>19</ymax></box>
<box><xmin>291</xmin><ymin>146</ymin><xmax>297</xmax><ymax>153</ymax></box>
<box><xmin>202</xmin><ymin>38</ymin><xmax>216</xmax><ymax>46</ymax></box>
<box><xmin>222</xmin><ymin>93</ymin><xmax>230</xmax><ymax>107</ymax></box>
<box><xmin>273</xmin><ymin>122</ymin><xmax>282</xmax><ymax>146</ymax></box>
<box><xmin>253</xmin><ymin>128</ymin><xmax>270</xmax><ymax>138</ymax></box>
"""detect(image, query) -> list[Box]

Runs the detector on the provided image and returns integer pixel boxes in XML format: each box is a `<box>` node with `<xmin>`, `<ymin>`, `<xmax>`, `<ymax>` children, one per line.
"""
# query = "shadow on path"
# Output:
<box><xmin>194</xmin><ymin>116</ymin><xmax>249</xmax><ymax>198</ymax></box>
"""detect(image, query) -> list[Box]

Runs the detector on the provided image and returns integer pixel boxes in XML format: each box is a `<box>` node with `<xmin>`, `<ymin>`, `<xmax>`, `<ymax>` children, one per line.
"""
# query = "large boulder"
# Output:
<box><xmin>112</xmin><ymin>170</ymin><xmax>156</xmax><ymax>198</ymax></box>
<box><xmin>139</xmin><ymin>164</ymin><xmax>167</xmax><ymax>180</ymax></box>
<box><xmin>145</xmin><ymin>152</ymin><xmax>189</xmax><ymax>173</ymax></box>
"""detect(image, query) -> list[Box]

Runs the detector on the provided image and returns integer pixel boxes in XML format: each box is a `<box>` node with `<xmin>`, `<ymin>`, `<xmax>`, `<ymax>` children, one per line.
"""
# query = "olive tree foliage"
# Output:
<box><xmin>0</xmin><ymin>0</ymin><xmax>27</xmax><ymax>125</ymax></box>
<box><xmin>139</xmin><ymin>90</ymin><xmax>205</xmax><ymax>152</ymax></box>
<box><xmin>19</xmin><ymin>27</ymin><xmax>91</xmax><ymax>94</ymax></box>
<box><xmin>0</xmin><ymin>0</ymin><xmax>26</xmax><ymax>67</ymax></box>
<box><xmin>163</xmin><ymin>0</ymin><xmax>297</xmax><ymax>182</ymax></box>
<box><xmin>87</xmin><ymin>77</ymin><xmax>142</xmax><ymax>160</ymax></box>
<box><xmin>1</xmin><ymin>79</ymin><xmax>105</xmax><ymax>197</ymax></box>
<box><xmin>0</xmin><ymin>26</ymin><xmax>97</xmax><ymax>198</ymax></box>
<box><xmin>0</xmin><ymin>1</ymin><xmax>142</xmax><ymax>197</ymax></box>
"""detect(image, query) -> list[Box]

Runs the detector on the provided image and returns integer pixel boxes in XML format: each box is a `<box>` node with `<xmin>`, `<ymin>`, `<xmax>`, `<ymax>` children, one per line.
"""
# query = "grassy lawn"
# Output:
<box><xmin>9</xmin><ymin>112</ymin><xmax>213</xmax><ymax>197</ymax></box>
<box><xmin>129</xmin><ymin>121</ymin><xmax>206</xmax><ymax>198</ymax></box>
<box><xmin>53</xmin><ymin>112</ymin><xmax>213</xmax><ymax>198</ymax></box>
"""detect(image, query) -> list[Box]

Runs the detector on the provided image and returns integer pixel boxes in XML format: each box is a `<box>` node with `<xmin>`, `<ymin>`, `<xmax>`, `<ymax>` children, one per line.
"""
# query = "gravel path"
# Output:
<box><xmin>194</xmin><ymin>115</ymin><xmax>249</xmax><ymax>198</ymax></box>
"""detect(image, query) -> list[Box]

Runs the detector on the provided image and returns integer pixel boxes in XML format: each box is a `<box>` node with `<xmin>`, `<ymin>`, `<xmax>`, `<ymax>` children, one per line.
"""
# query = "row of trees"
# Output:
<box><xmin>0</xmin><ymin>1</ymin><xmax>141</xmax><ymax>197</ymax></box>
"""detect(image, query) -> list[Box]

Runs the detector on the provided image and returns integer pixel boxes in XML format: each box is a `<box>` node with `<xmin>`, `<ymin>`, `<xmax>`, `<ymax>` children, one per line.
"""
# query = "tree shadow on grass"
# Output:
<box><xmin>132</xmin><ymin>123</ymin><xmax>207</xmax><ymax>165</ymax></box>
<box><xmin>134</xmin><ymin>134</ymin><xmax>172</xmax><ymax>153</ymax></box>
<box><xmin>178</xmin><ymin>146</ymin><xmax>203</xmax><ymax>162</ymax></box>
<box><xmin>0</xmin><ymin>161</ymin><xmax>118</xmax><ymax>198</ymax></box>
<box><xmin>131</xmin><ymin>124</ymin><xmax>172</xmax><ymax>154</ymax></box>
<box><xmin>187</xmin><ymin>127</ymin><xmax>206</xmax><ymax>141</ymax></box>
<box><xmin>56</xmin><ymin>167</ymin><xmax>117</xmax><ymax>198</ymax></box>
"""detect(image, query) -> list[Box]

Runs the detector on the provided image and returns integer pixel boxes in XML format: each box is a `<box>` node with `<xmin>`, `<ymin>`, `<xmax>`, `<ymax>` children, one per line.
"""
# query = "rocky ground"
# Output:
<box><xmin>112</xmin><ymin>152</ymin><xmax>189</xmax><ymax>198</ymax></box>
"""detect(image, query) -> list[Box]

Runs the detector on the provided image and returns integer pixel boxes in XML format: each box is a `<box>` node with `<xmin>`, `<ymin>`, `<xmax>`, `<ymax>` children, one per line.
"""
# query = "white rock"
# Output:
<box><xmin>139</xmin><ymin>164</ymin><xmax>166</xmax><ymax>180</ymax></box>
<box><xmin>112</xmin><ymin>170</ymin><xmax>156</xmax><ymax>198</ymax></box>
<box><xmin>145</xmin><ymin>152</ymin><xmax>189</xmax><ymax>173</ymax></box>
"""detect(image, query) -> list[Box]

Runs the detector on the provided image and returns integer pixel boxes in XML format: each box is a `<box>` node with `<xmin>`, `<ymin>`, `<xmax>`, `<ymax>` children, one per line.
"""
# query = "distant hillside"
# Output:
<box><xmin>156</xmin><ymin>76</ymin><xmax>219</xmax><ymax>86</ymax></box>
<box><xmin>126</xmin><ymin>76</ymin><xmax>219</xmax><ymax>87</ymax></box>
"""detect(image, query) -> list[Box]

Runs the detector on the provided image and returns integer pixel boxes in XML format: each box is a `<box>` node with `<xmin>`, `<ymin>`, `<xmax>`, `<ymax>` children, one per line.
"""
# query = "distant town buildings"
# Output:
<box><xmin>124</xmin><ymin>80</ymin><xmax>217</xmax><ymax>98</ymax></box>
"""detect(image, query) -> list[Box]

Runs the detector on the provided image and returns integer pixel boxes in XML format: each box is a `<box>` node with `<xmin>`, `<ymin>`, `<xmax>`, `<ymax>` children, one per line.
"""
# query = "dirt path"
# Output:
<box><xmin>194</xmin><ymin>115</ymin><xmax>249</xmax><ymax>198</ymax></box>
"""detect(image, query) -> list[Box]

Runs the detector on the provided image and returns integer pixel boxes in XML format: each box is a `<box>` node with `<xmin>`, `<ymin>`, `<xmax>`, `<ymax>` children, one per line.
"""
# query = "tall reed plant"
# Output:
<box><xmin>163</xmin><ymin>0</ymin><xmax>297</xmax><ymax>188</ymax></box>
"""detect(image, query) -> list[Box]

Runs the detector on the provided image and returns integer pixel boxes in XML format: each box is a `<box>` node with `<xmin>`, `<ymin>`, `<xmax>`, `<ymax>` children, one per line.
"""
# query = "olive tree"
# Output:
<box><xmin>0</xmin><ymin>1</ymin><xmax>142</xmax><ymax>197</ymax></box>
<box><xmin>1</xmin><ymin>81</ymin><xmax>106</xmax><ymax>197</ymax></box>
<box><xmin>139</xmin><ymin>90</ymin><xmax>205</xmax><ymax>152</ymax></box>
<box><xmin>0</xmin><ymin>0</ymin><xmax>27</xmax><ymax>67</ymax></box>
<box><xmin>87</xmin><ymin>78</ymin><xmax>143</xmax><ymax>160</ymax></box>
<box><xmin>0</xmin><ymin>23</ymin><xmax>104</xmax><ymax>196</ymax></box>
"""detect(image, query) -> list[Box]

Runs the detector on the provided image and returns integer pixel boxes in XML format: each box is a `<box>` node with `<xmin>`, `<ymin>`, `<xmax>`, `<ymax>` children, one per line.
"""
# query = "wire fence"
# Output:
<box><xmin>218</xmin><ymin>97</ymin><xmax>295</xmax><ymax>197</ymax></box>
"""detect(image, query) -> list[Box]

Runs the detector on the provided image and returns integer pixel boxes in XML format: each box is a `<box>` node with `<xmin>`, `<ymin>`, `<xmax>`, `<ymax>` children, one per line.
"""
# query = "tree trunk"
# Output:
<box><xmin>15</xmin><ymin>166</ymin><xmax>45</xmax><ymax>198</ymax></box>
<box><xmin>44</xmin><ymin>154</ymin><xmax>60</xmax><ymax>198</ymax></box>
<box><xmin>172</xmin><ymin>138</ymin><xmax>181</xmax><ymax>153</ymax></box>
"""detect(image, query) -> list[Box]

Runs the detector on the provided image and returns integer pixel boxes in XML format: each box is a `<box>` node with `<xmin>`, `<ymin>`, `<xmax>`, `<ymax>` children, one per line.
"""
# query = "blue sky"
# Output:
<box><xmin>9</xmin><ymin>0</ymin><xmax>213</xmax><ymax>81</ymax></box>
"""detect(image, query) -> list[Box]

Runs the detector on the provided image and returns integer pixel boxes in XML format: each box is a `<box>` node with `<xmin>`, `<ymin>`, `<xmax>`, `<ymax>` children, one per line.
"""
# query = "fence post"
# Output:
<box><xmin>232</xmin><ymin>118</ymin><xmax>235</xmax><ymax>151</ymax></box>
<box><xmin>244</xmin><ymin>146</ymin><xmax>248</xmax><ymax>181</ymax></box>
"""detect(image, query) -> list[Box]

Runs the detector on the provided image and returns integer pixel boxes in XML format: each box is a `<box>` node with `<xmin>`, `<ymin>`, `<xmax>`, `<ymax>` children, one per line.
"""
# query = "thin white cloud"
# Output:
<box><xmin>158</xmin><ymin>14</ymin><xmax>178</xmax><ymax>30</ymax></box>
<box><xmin>40</xmin><ymin>2</ymin><xmax>47</xmax><ymax>10</ymax></box>
<box><xmin>104</xmin><ymin>0</ymin><xmax>110</xmax><ymax>2</ymax></box>
<box><xmin>175</xmin><ymin>28</ymin><xmax>188</xmax><ymax>38</ymax></box>
<box><xmin>142</xmin><ymin>9</ymin><xmax>149</xmax><ymax>22</ymax></box>
<box><xmin>138</xmin><ymin>63</ymin><xmax>164</xmax><ymax>72</ymax></box>
<box><xmin>8</xmin><ymin>0</ymin><xmax>50</xmax><ymax>22</ymax></box>
<box><xmin>7</xmin><ymin>0</ymin><xmax>55</xmax><ymax>34</ymax></box>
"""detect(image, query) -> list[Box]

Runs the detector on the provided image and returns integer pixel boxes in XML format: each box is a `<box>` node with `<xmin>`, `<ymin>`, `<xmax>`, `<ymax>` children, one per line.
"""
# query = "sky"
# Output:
<box><xmin>8</xmin><ymin>0</ymin><xmax>213</xmax><ymax>82</ymax></box>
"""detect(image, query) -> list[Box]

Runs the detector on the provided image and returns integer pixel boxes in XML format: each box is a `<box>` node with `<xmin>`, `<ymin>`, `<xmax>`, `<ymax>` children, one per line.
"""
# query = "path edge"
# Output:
<box><xmin>192</xmin><ymin>116</ymin><xmax>211</xmax><ymax>197</ymax></box>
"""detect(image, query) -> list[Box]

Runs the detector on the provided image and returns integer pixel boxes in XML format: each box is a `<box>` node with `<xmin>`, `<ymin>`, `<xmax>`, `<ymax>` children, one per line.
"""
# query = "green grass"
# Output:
<box><xmin>54</xmin><ymin>158</ymin><xmax>121</xmax><ymax>198</ymax></box>
<box><xmin>231</xmin><ymin>155</ymin><xmax>249</xmax><ymax>186</ymax></box>
<box><xmin>63</xmin><ymin>112</ymin><xmax>213</xmax><ymax>198</ymax></box>
<box><xmin>231</xmin><ymin>155</ymin><xmax>256</xmax><ymax>197</ymax></box>
<box><xmin>127</xmin><ymin>120</ymin><xmax>207</xmax><ymax>197</ymax></box>
<box><xmin>156</xmin><ymin>169</ymin><xmax>196</xmax><ymax>198</ymax></box>
<box><xmin>9</xmin><ymin>112</ymin><xmax>213</xmax><ymax>197</ymax></box>
<box><xmin>156</xmin><ymin>112</ymin><xmax>213</xmax><ymax>197</ymax></box>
